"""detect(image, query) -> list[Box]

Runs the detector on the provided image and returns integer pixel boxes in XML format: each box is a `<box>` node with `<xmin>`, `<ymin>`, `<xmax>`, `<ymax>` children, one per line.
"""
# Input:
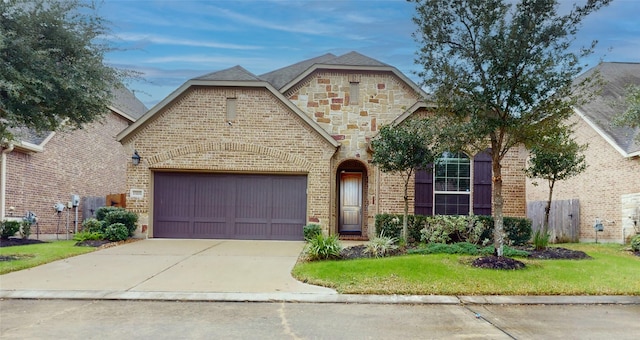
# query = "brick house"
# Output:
<box><xmin>526</xmin><ymin>62</ymin><xmax>640</xmax><ymax>243</ymax></box>
<box><xmin>118</xmin><ymin>52</ymin><xmax>527</xmax><ymax>240</ymax></box>
<box><xmin>1</xmin><ymin>86</ymin><xmax>146</xmax><ymax>237</ymax></box>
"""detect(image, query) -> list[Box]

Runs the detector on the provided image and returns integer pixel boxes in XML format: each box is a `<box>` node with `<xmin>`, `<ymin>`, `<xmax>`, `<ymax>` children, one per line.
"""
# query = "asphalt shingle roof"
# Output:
<box><xmin>110</xmin><ymin>85</ymin><xmax>147</xmax><ymax>120</ymax></box>
<box><xmin>194</xmin><ymin>65</ymin><xmax>262</xmax><ymax>82</ymax></box>
<box><xmin>574</xmin><ymin>62</ymin><xmax>640</xmax><ymax>155</ymax></box>
<box><xmin>259</xmin><ymin>53</ymin><xmax>337</xmax><ymax>90</ymax></box>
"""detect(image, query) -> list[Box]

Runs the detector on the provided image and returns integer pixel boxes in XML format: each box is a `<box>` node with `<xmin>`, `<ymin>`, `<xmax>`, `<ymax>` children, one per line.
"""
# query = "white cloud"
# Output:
<box><xmin>114</xmin><ymin>33</ymin><xmax>262</xmax><ymax>50</ymax></box>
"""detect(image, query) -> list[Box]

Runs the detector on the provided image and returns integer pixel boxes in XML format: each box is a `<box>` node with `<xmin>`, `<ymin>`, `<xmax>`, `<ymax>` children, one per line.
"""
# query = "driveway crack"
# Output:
<box><xmin>463</xmin><ymin>305</ymin><xmax>516</xmax><ymax>340</ymax></box>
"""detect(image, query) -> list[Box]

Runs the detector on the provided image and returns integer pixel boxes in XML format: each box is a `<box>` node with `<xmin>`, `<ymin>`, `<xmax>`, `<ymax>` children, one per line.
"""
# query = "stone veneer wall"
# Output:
<box><xmin>286</xmin><ymin>71</ymin><xmax>422</xmax><ymax>237</ymax></box>
<box><xmin>526</xmin><ymin>114</ymin><xmax>640</xmax><ymax>243</ymax></box>
<box><xmin>121</xmin><ymin>87</ymin><xmax>337</xmax><ymax>237</ymax></box>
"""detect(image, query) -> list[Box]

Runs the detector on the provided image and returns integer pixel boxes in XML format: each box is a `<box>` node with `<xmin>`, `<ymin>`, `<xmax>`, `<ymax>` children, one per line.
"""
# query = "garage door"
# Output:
<box><xmin>153</xmin><ymin>172</ymin><xmax>307</xmax><ymax>240</ymax></box>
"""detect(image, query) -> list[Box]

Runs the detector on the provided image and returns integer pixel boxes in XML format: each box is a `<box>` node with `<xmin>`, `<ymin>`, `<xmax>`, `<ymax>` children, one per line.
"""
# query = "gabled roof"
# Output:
<box><xmin>117</xmin><ymin>66</ymin><xmax>340</xmax><ymax>148</ymax></box>
<box><xmin>10</xmin><ymin>85</ymin><xmax>146</xmax><ymax>152</ymax></box>
<box><xmin>259</xmin><ymin>51</ymin><xmax>427</xmax><ymax>98</ymax></box>
<box><xmin>259</xmin><ymin>54</ymin><xmax>337</xmax><ymax>90</ymax></box>
<box><xmin>573</xmin><ymin>62</ymin><xmax>640</xmax><ymax>157</ymax></box>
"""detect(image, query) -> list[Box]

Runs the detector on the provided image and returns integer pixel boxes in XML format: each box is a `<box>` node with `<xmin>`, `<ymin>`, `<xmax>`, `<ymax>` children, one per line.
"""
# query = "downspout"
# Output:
<box><xmin>1</xmin><ymin>143</ymin><xmax>15</xmax><ymax>220</ymax></box>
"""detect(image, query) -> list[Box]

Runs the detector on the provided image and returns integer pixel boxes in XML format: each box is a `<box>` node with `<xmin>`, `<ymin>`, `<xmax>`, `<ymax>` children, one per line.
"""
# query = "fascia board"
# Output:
<box><xmin>573</xmin><ymin>106</ymin><xmax>634</xmax><ymax>158</ymax></box>
<box><xmin>108</xmin><ymin>105</ymin><xmax>136</xmax><ymax>123</ymax></box>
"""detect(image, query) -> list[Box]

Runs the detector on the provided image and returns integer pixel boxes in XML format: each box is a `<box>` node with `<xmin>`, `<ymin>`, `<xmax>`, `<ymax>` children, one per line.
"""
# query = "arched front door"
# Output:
<box><xmin>339</xmin><ymin>171</ymin><xmax>362</xmax><ymax>233</ymax></box>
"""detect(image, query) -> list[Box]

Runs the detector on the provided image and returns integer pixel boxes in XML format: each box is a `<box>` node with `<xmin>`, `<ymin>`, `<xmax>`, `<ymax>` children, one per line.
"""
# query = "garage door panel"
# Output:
<box><xmin>154</xmin><ymin>173</ymin><xmax>306</xmax><ymax>240</ymax></box>
<box><xmin>154</xmin><ymin>221</ymin><xmax>190</xmax><ymax>238</ymax></box>
<box><xmin>193</xmin><ymin>222</ymin><xmax>227</xmax><ymax>238</ymax></box>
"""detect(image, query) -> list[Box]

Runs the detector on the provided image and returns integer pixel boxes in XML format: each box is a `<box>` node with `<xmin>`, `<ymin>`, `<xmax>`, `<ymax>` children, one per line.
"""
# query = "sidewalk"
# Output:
<box><xmin>1</xmin><ymin>239</ymin><xmax>638</xmax><ymax>305</ymax></box>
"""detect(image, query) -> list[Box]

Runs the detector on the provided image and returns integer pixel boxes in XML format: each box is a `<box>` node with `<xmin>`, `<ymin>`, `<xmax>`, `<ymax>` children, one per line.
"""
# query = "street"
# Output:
<box><xmin>1</xmin><ymin>300</ymin><xmax>638</xmax><ymax>339</ymax></box>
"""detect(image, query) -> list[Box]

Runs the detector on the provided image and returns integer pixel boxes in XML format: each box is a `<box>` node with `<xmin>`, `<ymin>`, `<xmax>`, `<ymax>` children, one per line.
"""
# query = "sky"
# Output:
<box><xmin>99</xmin><ymin>0</ymin><xmax>640</xmax><ymax>109</ymax></box>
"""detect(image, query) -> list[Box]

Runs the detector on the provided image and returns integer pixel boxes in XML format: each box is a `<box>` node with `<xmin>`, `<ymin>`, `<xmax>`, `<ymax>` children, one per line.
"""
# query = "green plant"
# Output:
<box><xmin>103</xmin><ymin>223</ymin><xmax>129</xmax><ymax>242</ymax></box>
<box><xmin>631</xmin><ymin>235</ymin><xmax>640</xmax><ymax>252</ymax></box>
<box><xmin>303</xmin><ymin>224</ymin><xmax>322</xmax><ymax>241</ymax></box>
<box><xmin>365</xmin><ymin>232</ymin><xmax>399</xmax><ymax>258</ymax></box>
<box><xmin>420</xmin><ymin>215</ymin><xmax>469</xmax><ymax>244</ymax></box>
<box><xmin>103</xmin><ymin>209</ymin><xmax>138</xmax><ymax>236</ymax></box>
<box><xmin>95</xmin><ymin>206</ymin><xmax>123</xmax><ymax>221</ymax></box>
<box><xmin>1</xmin><ymin>221</ymin><xmax>21</xmax><ymax>239</ymax></box>
<box><xmin>304</xmin><ymin>234</ymin><xmax>342</xmax><ymax>261</ymax></box>
<box><xmin>82</xmin><ymin>218</ymin><xmax>104</xmax><ymax>233</ymax></box>
<box><xmin>533</xmin><ymin>228</ymin><xmax>551</xmax><ymax>251</ymax></box>
<box><xmin>19</xmin><ymin>220</ymin><xmax>32</xmax><ymax>239</ymax></box>
<box><xmin>73</xmin><ymin>231</ymin><xmax>105</xmax><ymax>242</ymax></box>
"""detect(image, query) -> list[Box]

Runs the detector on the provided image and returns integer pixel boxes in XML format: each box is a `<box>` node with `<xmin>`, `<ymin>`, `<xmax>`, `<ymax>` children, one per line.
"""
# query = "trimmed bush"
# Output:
<box><xmin>303</xmin><ymin>224</ymin><xmax>322</xmax><ymax>241</ymax></box>
<box><xmin>73</xmin><ymin>231</ymin><xmax>104</xmax><ymax>242</ymax></box>
<box><xmin>631</xmin><ymin>235</ymin><xmax>640</xmax><ymax>252</ymax></box>
<box><xmin>103</xmin><ymin>209</ymin><xmax>138</xmax><ymax>236</ymax></box>
<box><xmin>95</xmin><ymin>206</ymin><xmax>123</xmax><ymax>221</ymax></box>
<box><xmin>304</xmin><ymin>234</ymin><xmax>342</xmax><ymax>261</ymax></box>
<box><xmin>103</xmin><ymin>223</ymin><xmax>129</xmax><ymax>242</ymax></box>
<box><xmin>1</xmin><ymin>221</ymin><xmax>21</xmax><ymax>239</ymax></box>
<box><xmin>82</xmin><ymin>218</ymin><xmax>104</xmax><ymax>233</ymax></box>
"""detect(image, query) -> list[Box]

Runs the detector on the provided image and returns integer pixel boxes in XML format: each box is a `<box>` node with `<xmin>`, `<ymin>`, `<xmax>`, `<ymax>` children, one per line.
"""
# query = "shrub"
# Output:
<box><xmin>375</xmin><ymin>213</ymin><xmax>423</xmax><ymax>244</ymax></box>
<box><xmin>303</xmin><ymin>224</ymin><xmax>322</xmax><ymax>241</ymax></box>
<box><xmin>0</xmin><ymin>221</ymin><xmax>21</xmax><ymax>239</ymax></box>
<box><xmin>103</xmin><ymin>223</ymin><xmax>129</xmax><ymax>242</ymax></box>
<box><xmin>503</xmin><ymin>217</ymin><xmax>532</xmax><ymax>246</ymax></box>
<box><xmin>95</xmin><ymin>206</ymin><xmax>122</xmax><ymax>221</ymax></box>
<box><xmin>73</xmin><ymin>231</ymin><xmax>105</xmax><ymax>242</ymax></box>
<box><xmin>82</xmin><ymin>218</ymin><xmax>104</xmax><ymax>233</ymax></box>
<box><xmin>304</xmin><ymin>234</ymin><xmax>342</xmax><ymax>261</ymax></box>
<box><xmin>19</xmin><ymin>220</ymin><xmax>32</xmax><ymax>239</ymax></box>
<box><xmin>103</xmin><ymin>209</ymin><xmax>138</xmax><ymax>236</ymax></box>
<box><xmin>420</xmin><ymin>215</ymin><xmax>469</xmax><ymax>244</ymax></box>
<box><xmin>408</xmin><ymin>242</ymin><xmax>529</xmax><ymax>257</ymax></box>
<box><xmin>631</xmin><ymin>235</ymin><xmax>640</xmax><ymax>252</ymax></box>
<box><xmin>532</xmin><ymin>228</ymin><xmax>551</xmax><ymax>250</ymax></box>
<box><xmin>365</xmin><ymin>232</ymin><xmax>399</xmax><ymax>258</ymax></box>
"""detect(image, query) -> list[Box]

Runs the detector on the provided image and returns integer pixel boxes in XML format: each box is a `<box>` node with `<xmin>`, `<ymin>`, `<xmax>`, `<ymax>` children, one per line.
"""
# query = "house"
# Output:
<box><xmin>526</xmin><ymin>62</ymin><xmax>640</xmax><ymax>243</ymax></box>
<box><xmin>117</xmin><ymin>52</ymin><xmax>527</xmax><ymax>241</ymax></box>
<box><xmin>0</xmin><ymin>86</ymin><xmax>147</xmax><ymax>237</ymax></box>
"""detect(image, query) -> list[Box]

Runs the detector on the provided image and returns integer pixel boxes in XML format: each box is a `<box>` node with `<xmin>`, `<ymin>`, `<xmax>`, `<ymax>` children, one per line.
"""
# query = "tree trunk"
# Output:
<box><xmin>492</xmin><ymin>155</ymin><xmax>504</xmax><ymax>257</ymax></box>
<box><xmin>544</xmin><ymin>180</ymin><xmax>555</xmax><ymax>234</ymax></box>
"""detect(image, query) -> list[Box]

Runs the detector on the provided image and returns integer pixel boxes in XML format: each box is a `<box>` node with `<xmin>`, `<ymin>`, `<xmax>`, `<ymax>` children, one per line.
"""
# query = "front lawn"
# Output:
<box><xmin>0</xmin><ymin>240</ymin><xmax>95</xmax><ymax>275</ymax></box>
<box><xmin>292</xmin><ymin>243</ymin><xmax>640</xmax><ymax>295</ymax></box>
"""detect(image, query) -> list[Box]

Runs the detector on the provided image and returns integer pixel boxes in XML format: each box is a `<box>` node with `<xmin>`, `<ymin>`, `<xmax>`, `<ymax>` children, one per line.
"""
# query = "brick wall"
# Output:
<box><xmin>526</xmin><ymin>114</ymin><xmax>640</xmax><ymax>243</ymax></box>
<box><xmin>121</xmin><ymin>87</ymin><xmax>337</xmax><ymax>236</ymax></box>
<box><xmin>4</xmin><ymin>112</ymin><xmax>131</xmax><ymax>235</ymax></box>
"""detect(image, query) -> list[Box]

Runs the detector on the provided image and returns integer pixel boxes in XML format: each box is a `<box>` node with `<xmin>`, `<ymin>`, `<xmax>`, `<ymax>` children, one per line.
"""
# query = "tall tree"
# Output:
<box><xmin>0</xmin><ymin>0</ymin><xmax>125</xmax><ymax>142</ymax></box>
<box><xmin>525</xmin><ymin>125</ymin><xmax>587</xmax><ymax>239</ymax></box>
<box><xmin>410</xmin><ymin>0</ymin><xmax>611</xmax><ymax>256</ymax></box>
<box><xmin>371</xmin><ymin>119</ymin><xmax>441</xmax><ymax>241</ymax></box>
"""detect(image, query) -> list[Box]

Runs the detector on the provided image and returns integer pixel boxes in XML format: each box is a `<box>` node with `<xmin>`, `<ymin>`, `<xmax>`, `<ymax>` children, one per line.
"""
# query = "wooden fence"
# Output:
<box><xmin>527</xmin><ymin>199</ymin><xmax>580</xmax><ymax>243</ymax></box>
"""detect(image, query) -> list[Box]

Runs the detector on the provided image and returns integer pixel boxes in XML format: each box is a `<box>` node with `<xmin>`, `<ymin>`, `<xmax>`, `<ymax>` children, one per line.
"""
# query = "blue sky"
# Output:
<box><xmin>100</xmin><ymin>0</ymin><xmax>640</xmax><ymax>108</ymax></box>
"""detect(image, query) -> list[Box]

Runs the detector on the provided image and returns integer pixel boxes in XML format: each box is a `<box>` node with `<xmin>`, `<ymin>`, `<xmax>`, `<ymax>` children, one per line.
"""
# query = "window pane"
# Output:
<box><xmin>434</xmin><ymin>194</ymin><xmax>469</xmax><ymax>215</ymax></box>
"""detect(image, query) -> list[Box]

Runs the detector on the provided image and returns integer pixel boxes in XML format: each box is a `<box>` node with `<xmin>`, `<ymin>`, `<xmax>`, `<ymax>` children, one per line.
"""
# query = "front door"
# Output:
<box><xmin>339</xmin><ymin>172</ymin><xmax>362</xmax><ymax>233</ymax></box>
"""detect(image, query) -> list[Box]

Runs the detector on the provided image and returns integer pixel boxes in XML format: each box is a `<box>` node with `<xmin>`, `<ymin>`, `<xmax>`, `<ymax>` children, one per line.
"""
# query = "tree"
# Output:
<box><xmin>371</xmin><ymin>119</ymin><xmax>441</xmax><ymax>241</ymax></box>
<box><xmin>0</xmin><ymin>0</ymin><xmax>125</xmax><ymax>142</ymax></box>
<box><xmin>410</xmin><ymin>0</ymin><xmax>611</xmax><ymax>256</ymax></box>
<box><xmin>613</xmin><ymin>85</ymin><xmax>640</xmax><ymax>141</ymax></box>
<box><xmin>525</xmin><ymin>126</ymin><xmax>587</xmax><ymax>244</ymax></box>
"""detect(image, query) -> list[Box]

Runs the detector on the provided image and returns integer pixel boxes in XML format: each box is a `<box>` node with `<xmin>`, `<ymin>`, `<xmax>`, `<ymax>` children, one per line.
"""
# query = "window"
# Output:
<box><xmin>434</xmin><ymin>151</ymin><xmax>470</xmax><ymax>215</ymax></box>
<box><xmin>349</xmin><ymin>82</ymin><xmax>359</xmax><ymax>105</ymax></box>
<box><xmin>414</xmin><ymin>149</ymin><xmax>492</xmax><ymax>216</ymax></box>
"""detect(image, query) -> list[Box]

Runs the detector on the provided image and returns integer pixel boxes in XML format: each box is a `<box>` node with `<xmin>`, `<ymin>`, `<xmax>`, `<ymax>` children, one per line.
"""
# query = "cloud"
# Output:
<box><xmin>113</xmin><ymin>33</ymin><xmax>262</xmax><ymax>50</ymax></box>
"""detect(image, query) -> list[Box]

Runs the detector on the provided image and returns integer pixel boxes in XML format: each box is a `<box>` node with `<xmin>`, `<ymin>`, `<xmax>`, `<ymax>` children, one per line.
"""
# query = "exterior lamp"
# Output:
<box><xmin>132</xmin><ymin>151</ymin><xmax>141</xmax><ymax>166</ymax></box>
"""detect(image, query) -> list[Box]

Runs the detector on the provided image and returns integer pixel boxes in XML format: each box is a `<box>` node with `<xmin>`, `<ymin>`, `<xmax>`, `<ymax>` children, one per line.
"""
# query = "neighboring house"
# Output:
<box><xmin>526</xmin><ymin>62</ymin><xmax>640</xmax><ymax>243</ymax></box>
<box><xmin>117</xmin><ymin>51</ymin><xmax>527</xmax><ymax>241</ymax></box>
<box><xmin>0</xmin><ymin>86</ymin><xmax>147</xmax><ymax>237</ymax></box>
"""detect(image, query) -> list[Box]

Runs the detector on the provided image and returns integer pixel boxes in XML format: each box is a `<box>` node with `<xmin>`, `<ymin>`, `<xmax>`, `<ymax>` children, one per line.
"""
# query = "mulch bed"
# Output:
<box><xmin>0</xmin><ymin>238</ymin><xmax>47</xmax><ymax>248</ymax></box>
<box><xmin>338</xmin><ymin>244</ymin><xmax>595</xmax><ymax>270</ymax></box>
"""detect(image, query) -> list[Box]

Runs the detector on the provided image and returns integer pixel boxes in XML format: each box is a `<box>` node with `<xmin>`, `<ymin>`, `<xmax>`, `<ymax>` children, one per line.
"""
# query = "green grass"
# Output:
<box><xmin>293</xmin><ymin>243</ymin><xmax>640</xmax><ymax>295</ymax></box>
<box><xmin>0</xmin><ymin>241</ymin><xmax>96</xmax><ymax>275</ymax></box>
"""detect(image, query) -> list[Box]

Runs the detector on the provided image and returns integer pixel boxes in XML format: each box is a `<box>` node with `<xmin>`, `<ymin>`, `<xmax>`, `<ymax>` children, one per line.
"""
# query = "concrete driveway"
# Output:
<box><xmin>0</xmin><ymin>239</ymin><xmax>336</xmax><ymax>295</ymax></box>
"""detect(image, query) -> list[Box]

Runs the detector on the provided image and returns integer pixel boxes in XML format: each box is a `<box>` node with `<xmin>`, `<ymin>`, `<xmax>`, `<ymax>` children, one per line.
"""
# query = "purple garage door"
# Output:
<box><xmin>153</xmin><ymin>172</ymin><xmax>307</xmax><ymax>240</ymax></box>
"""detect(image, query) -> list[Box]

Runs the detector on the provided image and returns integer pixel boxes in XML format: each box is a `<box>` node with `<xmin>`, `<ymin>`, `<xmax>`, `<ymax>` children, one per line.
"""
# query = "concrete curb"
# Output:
<box><xmin>1</xmin><ymin>290</ymin><xmax>638</xmax><ymax>305</ymax></box>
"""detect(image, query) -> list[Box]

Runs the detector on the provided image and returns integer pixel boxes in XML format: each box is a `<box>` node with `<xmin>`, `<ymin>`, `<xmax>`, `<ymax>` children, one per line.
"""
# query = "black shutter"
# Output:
<box><xmin>414</xmin><ymin>165</ymin><xmax>433</xmax><ymax>216</ymax></box>
<box><xmin>473</xmin><ymin>149</ymin><xmax>492</xmax><ymax>215</ymax></box>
